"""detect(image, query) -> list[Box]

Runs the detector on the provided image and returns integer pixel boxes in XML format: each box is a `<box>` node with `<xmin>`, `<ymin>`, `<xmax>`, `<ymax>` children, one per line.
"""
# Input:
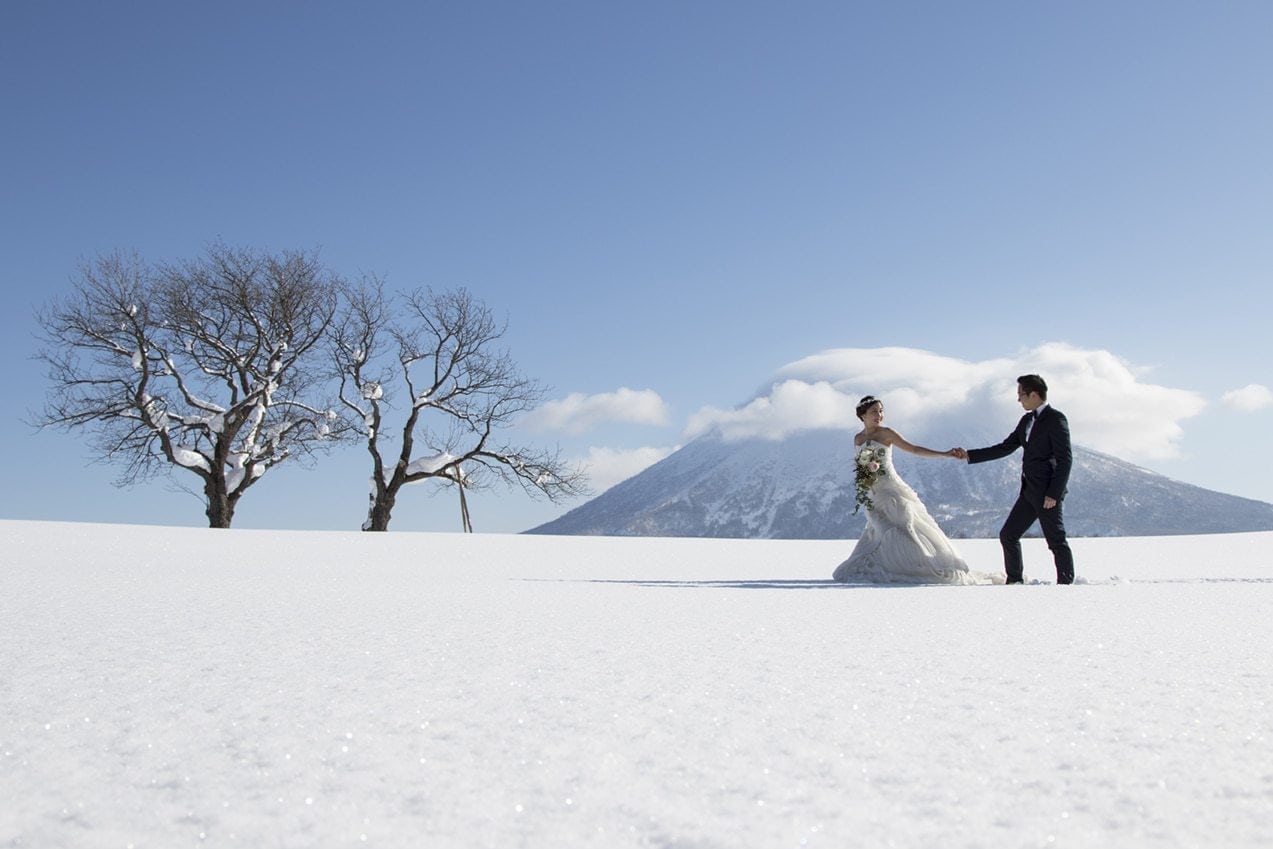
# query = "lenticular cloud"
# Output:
<box><xmin>685</xmin><ymin>343</ymin><xmax>1206</xmax><ymax>463</ymax></box>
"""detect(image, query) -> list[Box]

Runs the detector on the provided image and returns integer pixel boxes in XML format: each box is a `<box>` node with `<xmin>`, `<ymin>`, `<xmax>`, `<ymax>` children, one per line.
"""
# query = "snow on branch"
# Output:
<box><xmin>33</xmin><ymin>244</ymin><xmax>348</xmax><ymax>528</ymax></box>
<box><xmin>330</xmin><ymin>283</ymin><xmax>590</xmax><ymax>530</ymax></box>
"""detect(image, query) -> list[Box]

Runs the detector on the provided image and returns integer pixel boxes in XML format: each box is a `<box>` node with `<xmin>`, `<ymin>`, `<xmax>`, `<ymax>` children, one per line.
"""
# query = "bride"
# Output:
<box><xmin>833</xmin><ymin>395</ymin><xmax>994</xmax><ymax>585</ymax></box>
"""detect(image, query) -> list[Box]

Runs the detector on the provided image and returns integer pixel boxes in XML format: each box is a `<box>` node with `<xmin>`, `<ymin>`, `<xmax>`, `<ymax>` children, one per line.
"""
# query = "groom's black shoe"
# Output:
<box><xmin>1005</xmin><ymin>577</ymin><xmax>1024</xmax><ymax>584</ymax></box>
<box><xmin>1057</xmin><ymin>574</ymin><xmax>1074</xmax><ymax>585</ymax></box>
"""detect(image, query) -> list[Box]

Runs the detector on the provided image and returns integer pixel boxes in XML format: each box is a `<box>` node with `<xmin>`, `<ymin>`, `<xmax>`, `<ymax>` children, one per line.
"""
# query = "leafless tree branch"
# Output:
<box><xmin>328</xmin><ymin>285</ymin><xmax>588</xmax><ymax>531</ymax></box>
<box><xmin>33</xmin><ymin>243</ymin><xmax>356</xmax><ymax>527</ymax></box>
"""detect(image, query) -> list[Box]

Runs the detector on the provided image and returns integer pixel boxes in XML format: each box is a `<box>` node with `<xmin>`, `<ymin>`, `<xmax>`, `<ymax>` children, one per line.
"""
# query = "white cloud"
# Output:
<box><xmin>1221</xmin><ymin>383</ymin><xmax>1273</xmax><ymax>412</ymax></box>
<box><xmin>685</xmin><ymin>343</ymin><xmax>1207</xmax><ymax>463</ymax></box>
<box><xmin>579</xmin><ymin>445</ymin><xmax>676</xmax><ymax>493</ymax></box>
<box><xmin>684</xmin><ymin>380</ymin><xmax>859</xmax><ymax>442</ymax></box>
<box><xmin>524</xmin><ymin>388</ymin><xmax>670</xmax><ymax>434</ymax></box>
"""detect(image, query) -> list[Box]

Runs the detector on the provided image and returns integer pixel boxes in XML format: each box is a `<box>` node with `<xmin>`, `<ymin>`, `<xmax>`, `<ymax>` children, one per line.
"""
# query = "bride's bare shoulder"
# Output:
<box><xmin>855</xmin><ymin>427</ymin><xmax>895</xmax><ymax>446</ymax></box>
<box><xmin>872</xmin><ymin>427</ymin><xmax>900</xmax><ymax>445</ymax></box>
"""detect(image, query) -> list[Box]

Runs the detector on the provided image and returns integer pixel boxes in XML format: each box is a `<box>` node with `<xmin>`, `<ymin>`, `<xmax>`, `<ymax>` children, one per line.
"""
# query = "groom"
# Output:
<box><xmin>953</xmin><ymin>375</ymin><xmax>1075</xmax><ymax>585</ymax></box>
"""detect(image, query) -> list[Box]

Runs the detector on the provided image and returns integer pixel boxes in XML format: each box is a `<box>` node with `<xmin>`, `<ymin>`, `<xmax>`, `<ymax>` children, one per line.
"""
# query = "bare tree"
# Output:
<box><xmin>330</xmin><ymin>282</ymin><xmax>587</xmax><ymax>531</ymax></box>
<box><xmin>34</xmin><ymin>244</ymin><xmax>349</xmax><ymax>527</ymax></box>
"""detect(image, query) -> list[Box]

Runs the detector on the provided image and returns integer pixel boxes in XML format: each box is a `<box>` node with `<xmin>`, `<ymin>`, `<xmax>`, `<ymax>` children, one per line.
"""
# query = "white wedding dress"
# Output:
<box><xmin>833</xmin><ymin>441</ymin><xmax>991</xmax><ymax>585</ymax></box>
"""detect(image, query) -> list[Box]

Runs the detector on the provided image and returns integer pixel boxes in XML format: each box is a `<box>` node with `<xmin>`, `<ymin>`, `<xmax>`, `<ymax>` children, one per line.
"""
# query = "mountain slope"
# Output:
<box><xmin>529</xmin><ymin>430</ymin><xmax>1273</xmax><ymax>538</ymax></box>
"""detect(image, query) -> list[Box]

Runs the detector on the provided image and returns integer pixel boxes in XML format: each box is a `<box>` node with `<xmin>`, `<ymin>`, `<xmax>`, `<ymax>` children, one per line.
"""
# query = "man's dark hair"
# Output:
<box><xmin>1018</xmin><ymin>374</ymin><xmax>1048</xmax><ymax>400</ymax></box>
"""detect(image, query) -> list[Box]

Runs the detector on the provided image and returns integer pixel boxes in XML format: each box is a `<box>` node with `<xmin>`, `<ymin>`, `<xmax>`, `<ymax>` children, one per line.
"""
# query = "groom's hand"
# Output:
<box><xmin>1043</xmin><ymin>496</ymin><xmax>1057</xmax><ymax>509</ymax></box>
<box><xmin>951</xmin><ymin>447</ymin><xmax>968</xmax><ymax>460</ymax></box>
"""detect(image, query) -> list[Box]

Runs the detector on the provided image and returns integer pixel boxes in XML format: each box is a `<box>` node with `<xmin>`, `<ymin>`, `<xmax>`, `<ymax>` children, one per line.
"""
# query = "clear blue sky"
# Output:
<box><xmin>3</xmin><ymin>1</ymin><xmax>1271</xmax><ymax>533</ymax></box>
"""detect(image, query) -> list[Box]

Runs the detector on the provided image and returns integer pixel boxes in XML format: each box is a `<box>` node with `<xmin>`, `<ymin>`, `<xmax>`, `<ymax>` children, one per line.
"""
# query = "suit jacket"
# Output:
<box><xmin>967</xmin><ymin>405</ymin><xmax>1072</xmax><ymax>502</ymax></box>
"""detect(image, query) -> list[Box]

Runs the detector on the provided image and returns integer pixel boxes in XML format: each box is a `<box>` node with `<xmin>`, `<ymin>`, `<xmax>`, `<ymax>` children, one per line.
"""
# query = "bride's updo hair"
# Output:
<box><xmin>855</xmin><ymin>395</ymin><xmax>882</xmax><ymax>420</ymax></box>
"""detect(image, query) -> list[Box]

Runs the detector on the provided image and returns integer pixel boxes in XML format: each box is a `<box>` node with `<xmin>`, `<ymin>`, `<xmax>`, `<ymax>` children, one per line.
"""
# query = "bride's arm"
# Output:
<box><xmin>883</xmin><ymin>428</ymin><xmax>959</xmax><ymax>459</ymax></box>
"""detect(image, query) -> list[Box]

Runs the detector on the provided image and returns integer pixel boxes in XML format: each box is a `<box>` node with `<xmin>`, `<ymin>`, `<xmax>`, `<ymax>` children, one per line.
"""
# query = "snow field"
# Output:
<box><xmin>2</xmin><ymin>522</ymin><xmax>1271</xmax><ymax>848</ymax></box>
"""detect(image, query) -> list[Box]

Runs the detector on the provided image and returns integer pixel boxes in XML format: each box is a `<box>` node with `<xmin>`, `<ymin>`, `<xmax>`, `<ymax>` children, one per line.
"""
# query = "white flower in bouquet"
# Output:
<box><xmin>853</xmin><ymin>445</ymin><xmax>887</xmax><ymax>513</ymax></box>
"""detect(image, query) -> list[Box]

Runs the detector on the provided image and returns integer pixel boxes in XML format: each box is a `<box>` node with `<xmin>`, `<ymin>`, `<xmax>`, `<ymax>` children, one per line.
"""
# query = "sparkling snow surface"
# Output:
<box><xmin>3</xmin><ymin>521</ymin><xmax>1272</xmax><ymax>848</ymax></box>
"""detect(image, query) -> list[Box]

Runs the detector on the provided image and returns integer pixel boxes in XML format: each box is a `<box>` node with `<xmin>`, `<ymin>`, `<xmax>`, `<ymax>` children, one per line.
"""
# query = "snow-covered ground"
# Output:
<box><xmin>3</xmin><ymin>520</ymin><xmax>1271</xmax><ymax>848</ymax></box>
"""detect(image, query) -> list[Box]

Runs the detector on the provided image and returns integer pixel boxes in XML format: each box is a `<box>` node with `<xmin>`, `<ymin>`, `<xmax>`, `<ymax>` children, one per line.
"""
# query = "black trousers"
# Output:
<box><xmin>999</xmin><ymin>481</ymin><xmax>1074</xmax><ymax>584</ymax></box>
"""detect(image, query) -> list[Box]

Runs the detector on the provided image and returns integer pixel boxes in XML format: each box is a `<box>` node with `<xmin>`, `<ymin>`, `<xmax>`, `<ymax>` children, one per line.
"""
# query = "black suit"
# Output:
<box><xmin>967</xmin><ymin>405</ymin><xmax>1075</xmax><ymax>584</ymax></box>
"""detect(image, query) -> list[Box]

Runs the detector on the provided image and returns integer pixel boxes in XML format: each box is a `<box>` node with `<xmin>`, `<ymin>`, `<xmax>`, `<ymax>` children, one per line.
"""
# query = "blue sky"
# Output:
<box><xmin>3</xmin><ymin>1</ymin><xmax>1271</xmax><ymax>534</ymax></box>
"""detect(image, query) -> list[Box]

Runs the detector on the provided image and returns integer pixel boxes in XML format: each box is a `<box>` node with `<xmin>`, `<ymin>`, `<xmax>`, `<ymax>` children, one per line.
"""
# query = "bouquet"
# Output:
<box><xmin>853</xmin><ymin>445</ymin><xmax>887</xmax><ymax>513</ymax></box>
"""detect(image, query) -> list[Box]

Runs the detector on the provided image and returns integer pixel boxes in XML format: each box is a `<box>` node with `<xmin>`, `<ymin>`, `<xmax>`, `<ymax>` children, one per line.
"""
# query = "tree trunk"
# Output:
<box><xmin>204</xmin><ymin>480</ymin><xmax>237</xmax><ymax>528</ymax></box>
<box><xmin>364</xmin><ymin>490</ymin><xmax>396</xmax><ymax>532</ymax></box>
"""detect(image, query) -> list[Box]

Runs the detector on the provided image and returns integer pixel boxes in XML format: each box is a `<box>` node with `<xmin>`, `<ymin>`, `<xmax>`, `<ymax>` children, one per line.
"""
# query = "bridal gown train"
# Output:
<box><xmin>833</xmin><ymin>441</ymin><xmax>994</xmax><ymax>585</ymax></box>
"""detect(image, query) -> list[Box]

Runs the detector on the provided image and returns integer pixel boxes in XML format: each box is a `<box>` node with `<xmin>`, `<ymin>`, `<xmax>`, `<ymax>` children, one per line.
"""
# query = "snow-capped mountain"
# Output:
<box><xmin>528</xmin><ymin>428</ymin><xmax>1273</xmax><ymax>538</ymax></box>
